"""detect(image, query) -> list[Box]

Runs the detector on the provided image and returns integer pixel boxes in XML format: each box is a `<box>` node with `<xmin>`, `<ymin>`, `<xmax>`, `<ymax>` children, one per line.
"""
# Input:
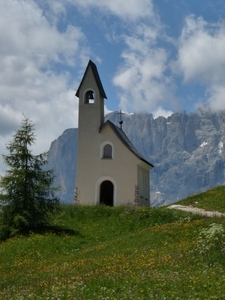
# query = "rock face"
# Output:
<box><xmin>47</xmin><ymin>128</ymin><xmax>78</xmax><ymax>204</ymax></box>
<box><xmin>47</xmin><ymin>109</ymin><xmax>225</xmax><ymax>206</ymax></box>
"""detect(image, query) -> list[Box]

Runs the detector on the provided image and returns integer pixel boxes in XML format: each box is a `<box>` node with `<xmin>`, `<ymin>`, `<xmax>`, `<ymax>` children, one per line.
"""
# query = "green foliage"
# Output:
<box><xmin>0</xmin><ymin>117</ymin><xmax>59</xmax><ymax>237</ymax></box>
<box><xmin>1</xmin><ymin>186</ymin><xmax>225</xmax><ymax>299</ymax></box>
<box><xmin>1</xmin><ymin>204</ymin><xmax>225</xmax><ymax>299</ymax></box>
<box><xmin>58</xmin><ymin>204</ymin><xmax>199</xmax><ymax>237</ymax></box>
<box><xmin>194</xmin><ymin>223</ymin><xmax>225</xmax><ymax>266</ymax></box>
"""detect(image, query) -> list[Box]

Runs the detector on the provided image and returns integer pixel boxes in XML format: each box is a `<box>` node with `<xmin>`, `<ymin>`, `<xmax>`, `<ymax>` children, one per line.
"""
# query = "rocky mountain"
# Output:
<box><xmin>47</xmin><ymin>128</ymin><xmax>78</xmax><ymax>204</ymax></box>
<box><xmin>47</xmin><ymin>109</ymin><xmax>225</xmax><ymax>206</ymax></box>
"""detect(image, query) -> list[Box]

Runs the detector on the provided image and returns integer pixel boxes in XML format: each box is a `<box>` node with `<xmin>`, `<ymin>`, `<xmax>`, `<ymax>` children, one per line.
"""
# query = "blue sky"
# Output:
<box><xmin>0</xmin><ymin>0</ymin><xmax>225</xmax><ymax>173</ymax></box>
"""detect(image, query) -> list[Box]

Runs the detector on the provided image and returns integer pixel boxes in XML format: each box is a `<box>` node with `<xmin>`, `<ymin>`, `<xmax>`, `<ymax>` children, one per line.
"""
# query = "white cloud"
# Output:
<box><xmin>0</xmin><ymin>1</ymin><xmax>87</xmax><ymax>68</ymax></box>
<box><xmin>153</xmin><ymin>107</ymin><xmax>173</xmax><ymax>119</ymax></box>
<box><xmin>100</xmin><ymin>0</ymin><xmax>154</xmax><ymax>20</ymax></box>
<box><xmin>0</xmin><ymin>0</ymin><xmax>89</xmax><ymax>172</ymax></box>
<box><xmin>112</xmin><ymin>24</ymin><xmax>175</xmax><ymax>113</ymax></box>
<box><xmin>104</xmin><ymin>106</ymin><xmax>113</xmax><ymax>116</ymax></box>
<box><xmin>64</xmin><ymin>0</ymin><xmax>154</xmax><ymax>21</ymax></box>
<box><xmin>103</xmin><ymin>0</ymin><xmax>154</xmax><ymax>20</ymax></box>
<box><xmin>174</xmin><ymin>15</ymin><xmax>225</xmax><ymax>110</ymax></box>
<box><xmin>206</xmin><ymin>85</ymin><xmax>225</xmax><ymax>111</ymax></box>
<box><xmin>176</xmin><ymin>15</ymin><xmax>225</xmax><ymax>84</ymax></box>
<box><xmin>0</xmin><ymin>104</ymin><xmax>22</xmax><ymax>136</ymax></box>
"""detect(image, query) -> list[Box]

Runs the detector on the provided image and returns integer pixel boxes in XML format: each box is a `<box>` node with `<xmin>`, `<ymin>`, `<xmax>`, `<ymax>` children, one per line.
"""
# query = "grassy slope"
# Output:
<box><xmin>177</xmin><ymin>185</ymin><xmax>225</xmax><ymax>212</ymax></box>
<box><xmin>0</xmin><ymin>187</ymin><xmax>225</xmax><ymax>299</ymax></box>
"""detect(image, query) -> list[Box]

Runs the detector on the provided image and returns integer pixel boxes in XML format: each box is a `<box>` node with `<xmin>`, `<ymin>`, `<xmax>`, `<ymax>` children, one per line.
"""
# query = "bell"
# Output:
<box><xmin>89</xmin><ymin>91</ymin><xmax>94</xmax><ymax>100</ymax></box>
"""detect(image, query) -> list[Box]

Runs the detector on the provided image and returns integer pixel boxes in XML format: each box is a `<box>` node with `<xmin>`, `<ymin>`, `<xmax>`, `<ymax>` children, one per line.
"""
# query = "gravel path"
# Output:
<box><xmin>168</xmin><ymin>204</ymin><xmax>225</xmax><ymax>217</ymax></box>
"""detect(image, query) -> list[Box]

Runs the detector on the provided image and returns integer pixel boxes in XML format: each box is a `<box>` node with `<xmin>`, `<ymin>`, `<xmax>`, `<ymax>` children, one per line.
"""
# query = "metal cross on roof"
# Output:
<box><xmin>117</xmin><ymin>109</ymin><xmax>124</xmax><ymax>130</ymax></box>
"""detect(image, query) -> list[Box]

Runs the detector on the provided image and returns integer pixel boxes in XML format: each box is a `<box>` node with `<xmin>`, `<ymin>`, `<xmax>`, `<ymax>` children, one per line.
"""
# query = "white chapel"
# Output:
<box><xmin>75</xmin><ymin>60</ymin><xmax>153</xmax><ymax>206</ymax></box>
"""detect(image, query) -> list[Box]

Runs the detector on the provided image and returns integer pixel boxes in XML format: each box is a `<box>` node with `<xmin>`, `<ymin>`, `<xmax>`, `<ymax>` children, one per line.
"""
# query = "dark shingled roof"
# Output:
<box><xmin>76</xmin><ymin>60</ymin><xmax>107</xmax><ymax>99</ymax></box>
<box><xmin>100</xmin><ymin>120</ymin><xmax>153</xmax><ymax>168</ymax></box>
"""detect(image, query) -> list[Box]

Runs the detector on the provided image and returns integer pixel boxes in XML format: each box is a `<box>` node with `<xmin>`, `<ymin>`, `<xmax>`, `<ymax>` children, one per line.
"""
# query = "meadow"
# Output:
<box><xmin>1</xmin><ymin>186</ymin><xmax>225</xmax><ymax>299</ymax></box>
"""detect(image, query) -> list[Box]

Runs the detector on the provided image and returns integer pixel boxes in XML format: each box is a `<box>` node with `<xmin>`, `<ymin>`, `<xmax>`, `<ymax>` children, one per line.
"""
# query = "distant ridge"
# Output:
<box><xmin>47</xmin><ymin>109</ymin><xmax>225</xmax><ymax>206</ymax></box>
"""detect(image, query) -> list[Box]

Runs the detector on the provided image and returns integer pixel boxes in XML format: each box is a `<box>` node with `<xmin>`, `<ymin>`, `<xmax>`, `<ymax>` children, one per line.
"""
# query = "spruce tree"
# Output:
<box><xmin>0</xmin><ymin>117</ymin><xmax>59</xmax><ymax>236</ymax></box>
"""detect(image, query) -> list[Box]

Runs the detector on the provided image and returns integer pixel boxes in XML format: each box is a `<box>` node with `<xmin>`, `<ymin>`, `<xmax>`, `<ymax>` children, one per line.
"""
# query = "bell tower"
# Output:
<box><xmin>75</xmin><ymin>60</ymin><xmax>107</xmax><ymax>133</ymax></box>
<box><xmin>75</xmin><ymin>60</ymin><xmax>107</xmax><ymax>204</ymax></box>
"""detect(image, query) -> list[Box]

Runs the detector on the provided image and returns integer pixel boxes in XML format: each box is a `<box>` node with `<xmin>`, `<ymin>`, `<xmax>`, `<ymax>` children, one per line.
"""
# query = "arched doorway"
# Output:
<box><xmin>100</xmin><ymin>180</ymin><xmax>114</xmax><ymax>206</ymax></box>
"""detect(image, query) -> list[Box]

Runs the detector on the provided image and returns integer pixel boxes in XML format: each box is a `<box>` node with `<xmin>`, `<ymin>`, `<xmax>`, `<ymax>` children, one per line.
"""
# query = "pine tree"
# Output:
<box><xmin>0</xmin><ymin>117</ymin><xmax>59</xmax><ymax>237</ymax></box>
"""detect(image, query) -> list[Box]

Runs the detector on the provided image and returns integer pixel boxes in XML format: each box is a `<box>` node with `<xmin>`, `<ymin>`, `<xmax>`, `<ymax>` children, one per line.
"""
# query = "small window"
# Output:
<box><xmin>84</xmin><ymin>90</ymin><xmax>95</xmax><ymax>104</ymax></box>
<box><xmin>103</xmin><ymin>144</ymin><xmax>112</xmax><ymax>159</ymax></box>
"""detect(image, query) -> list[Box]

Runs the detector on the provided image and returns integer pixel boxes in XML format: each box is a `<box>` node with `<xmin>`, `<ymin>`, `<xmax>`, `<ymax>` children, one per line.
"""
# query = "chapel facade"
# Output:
<box><xmin>75</xmin><ymin>60</ymin><xmax>153</xmax><ymax>206</ymax></box>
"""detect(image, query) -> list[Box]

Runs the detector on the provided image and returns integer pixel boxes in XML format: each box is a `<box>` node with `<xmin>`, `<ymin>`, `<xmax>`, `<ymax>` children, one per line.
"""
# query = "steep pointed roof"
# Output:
<box><xmin>100</xmin><ymin>120</ymin><xmax>153</xmax><ymax>168</ymax></box>
<box><xmin>76</xmin><ymin>60</ymin><xmax>107</xmax><ymax>99</ymax></box>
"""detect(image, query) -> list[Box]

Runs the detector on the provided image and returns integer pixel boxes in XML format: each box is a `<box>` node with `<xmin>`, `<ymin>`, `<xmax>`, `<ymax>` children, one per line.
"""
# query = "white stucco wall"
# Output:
<box><xmin>76</xmin><ymin>123</ymin><xmax>140</xmax><ymax>205</ymax></box>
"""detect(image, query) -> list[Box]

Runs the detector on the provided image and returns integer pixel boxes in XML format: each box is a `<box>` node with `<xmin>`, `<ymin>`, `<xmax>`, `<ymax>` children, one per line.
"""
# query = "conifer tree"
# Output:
<box><xmin>0</xmin><ymin>117</ymin><xmax>59</xmax><ymax>236</ymax></box>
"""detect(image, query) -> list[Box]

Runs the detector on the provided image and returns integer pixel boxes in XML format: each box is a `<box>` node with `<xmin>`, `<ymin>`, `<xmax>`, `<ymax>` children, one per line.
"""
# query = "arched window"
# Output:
<box><xmin>103</xmin><ymin>144</ymin><xmax>112</xmax><ymax>159</ymax></box>
<box><xmin>100</xmin><ymin>142</ymin><xmax>114</xmax><ymax>159</ymax></box>
<box><xmin>84</xmin><ymin>90</ymin><xmax>95</xmax><ymax>104</ymax></box>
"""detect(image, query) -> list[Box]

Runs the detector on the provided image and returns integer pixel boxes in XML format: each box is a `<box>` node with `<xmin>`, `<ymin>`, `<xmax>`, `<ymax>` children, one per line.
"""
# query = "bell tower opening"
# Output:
<box><xmin>84</xmin><ymin>90</ymin><xmax>95</xmax><ymax>104</ymax></box>
<box><xmin>100</xmin><ymin>180</ymin><xmax>114</xmax><ymax>206</ymax></box>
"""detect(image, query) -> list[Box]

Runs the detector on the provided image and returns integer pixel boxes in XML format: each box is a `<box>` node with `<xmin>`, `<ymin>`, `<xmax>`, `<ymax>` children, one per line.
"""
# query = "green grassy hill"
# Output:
<box><xmin>1</xmin><ymin>187</ymin><xmax>225</xmax><ymax>299</ymax></box>
<box><xmin>177</xmin><ymin>185</ymin><xmax>225</xmax><ymax>213</ymax></box>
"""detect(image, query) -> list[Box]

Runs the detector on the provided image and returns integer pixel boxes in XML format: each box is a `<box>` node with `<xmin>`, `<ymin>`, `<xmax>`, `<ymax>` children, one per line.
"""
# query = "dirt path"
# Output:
<box><xmin>168</xmin><ymin>204</ymin><xmax>225</xmax><ymax>217</ymax></box>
